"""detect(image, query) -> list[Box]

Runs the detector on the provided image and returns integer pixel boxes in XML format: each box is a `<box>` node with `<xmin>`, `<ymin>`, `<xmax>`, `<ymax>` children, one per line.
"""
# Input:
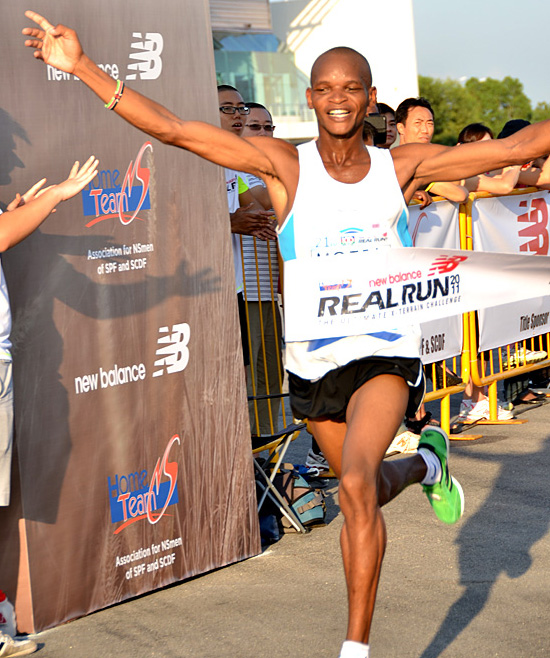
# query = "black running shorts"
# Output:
<box><xmin>288</xmin><ymin>356</ymin><xmax>425</xmax><ymax>422</ymax></box>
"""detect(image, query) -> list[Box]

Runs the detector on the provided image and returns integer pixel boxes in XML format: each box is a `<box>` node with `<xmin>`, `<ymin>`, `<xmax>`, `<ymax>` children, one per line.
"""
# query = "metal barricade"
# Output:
<box><xmin>462</xmin><ymin>189</ymin><xmax>550</xmax><ymax>426</ymax></box>
<box><xmin>420</xmin><ymin>200</ymin><xmax>471</xmax><ymax>436</ymax></box>
<box><xmin>240</xmin><ymin>234</ymin><xmax>287</xmax><ymax>436</ymax></box>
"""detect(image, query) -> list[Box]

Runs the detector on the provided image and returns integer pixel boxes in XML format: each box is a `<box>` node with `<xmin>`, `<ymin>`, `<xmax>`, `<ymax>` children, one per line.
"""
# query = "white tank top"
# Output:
<box><xmin>278</xmin><ymin>140</ymin><xmax>420</xmax><ymax>381</ymax></box>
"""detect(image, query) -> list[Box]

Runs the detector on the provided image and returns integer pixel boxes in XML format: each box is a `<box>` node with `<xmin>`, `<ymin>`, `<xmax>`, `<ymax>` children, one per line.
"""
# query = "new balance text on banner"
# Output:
<box><xmin>0</xmin><ymin>0</ymin><xmax>260</xmax><ymax>633</ymax></box>
<box><xmin>473</xmin><ymin>191</ymin><xmax>550</xmax><ymax>350</ymax></box>
<box><xmin>408</xmin><ymin>200</ymin><xmax>463</xmax><ymax>364</ymax></box>
<box><xmin>283</xmin><ymin>247</ymin><xmax>550</xmax><ymax>342</ymax></box>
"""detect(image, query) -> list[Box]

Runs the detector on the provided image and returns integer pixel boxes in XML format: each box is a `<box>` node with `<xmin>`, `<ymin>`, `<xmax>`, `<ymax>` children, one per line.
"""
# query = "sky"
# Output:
<box><xmin>412</xmin><ymin>0</ymin><xmax>550</xmax><ymax>107</ymax></box>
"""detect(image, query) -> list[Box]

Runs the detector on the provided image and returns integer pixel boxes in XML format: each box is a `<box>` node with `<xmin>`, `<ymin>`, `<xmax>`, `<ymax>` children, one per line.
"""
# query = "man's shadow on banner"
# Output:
<box><xmin>419</xmin><ymin>435</ymin><xmax>550</xmax><ymax>658</ymax></box>
<box><xmin>6</xmin><ymin>229</ymin><xmax>221</xmax><ymax>527</ymax></box>
<box><xmin>0</xmin><ymin>107</ymin><xmax>29</xmax><ymax>197</ymax></box>
<box><xmin>0</xmin><ymin>107</ymin><xmax>221</xmax><ymax>560</ymax></box>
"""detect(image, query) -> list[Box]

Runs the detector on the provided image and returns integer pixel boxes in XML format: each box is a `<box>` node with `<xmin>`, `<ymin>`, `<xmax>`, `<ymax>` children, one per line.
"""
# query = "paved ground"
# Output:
<box><xmin>23</xmin><ymin>395</ymin><xmax>550</xmax><ymax>657</ymax></box>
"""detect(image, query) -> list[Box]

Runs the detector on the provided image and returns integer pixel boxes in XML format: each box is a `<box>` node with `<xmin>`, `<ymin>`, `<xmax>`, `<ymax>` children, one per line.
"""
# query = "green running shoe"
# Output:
<box><xmin>418</xmin><ymin>426</ymin><xmax>464</xmax><ymax>524</ymax></box>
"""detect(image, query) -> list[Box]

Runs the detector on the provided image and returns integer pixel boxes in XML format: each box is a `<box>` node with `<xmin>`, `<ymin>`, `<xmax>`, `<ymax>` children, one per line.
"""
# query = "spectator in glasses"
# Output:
<box><xmin>240</xmin><ymin>103</ymin><xmax>282</xmax><ymax>435</ymax></box>
<box><xmin>218</xmin><ymin>86</ymin><xmax>276</xmax><ymax>375</ymax></box>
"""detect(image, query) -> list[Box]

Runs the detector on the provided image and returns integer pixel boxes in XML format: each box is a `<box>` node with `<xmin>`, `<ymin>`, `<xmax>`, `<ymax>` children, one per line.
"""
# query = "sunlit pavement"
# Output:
<box><xmin>32</xmin><ymin>398</ymin><xmax>550</xmax><ymax>657</ymax></box>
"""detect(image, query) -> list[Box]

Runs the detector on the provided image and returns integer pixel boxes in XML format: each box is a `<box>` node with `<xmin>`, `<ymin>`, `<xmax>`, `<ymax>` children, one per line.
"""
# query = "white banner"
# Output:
<box><xmin>408</xmin><ymin>200</ymin><xmax>462</xmax><ymax>363</ymax></box>
<box><xmin>472</xmin><ymin>191</ymin><xmax>550</xmax><ymax>350</ymax></box>
<box><xmin>283</xmin><ymin>247</ymin><xmax>550</xmax><ymax>342</ymax></box>
<box><xmin>418</xmin><ymin>317</ymin><xmax>463</xmax><ymax>364</ymax></box>
<box><xmin>408</xmin><ymin>199</ymin><xmax>460</xmax><ymax>249</ymax></box>
<box><xmin>478</xmin><ymin>298</ymin><xmax>550</xmax><ymax>351</ymax></box>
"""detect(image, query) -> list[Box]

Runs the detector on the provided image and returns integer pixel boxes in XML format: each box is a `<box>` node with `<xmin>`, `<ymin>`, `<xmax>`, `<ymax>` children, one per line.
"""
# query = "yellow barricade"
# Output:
<box><xmin>464</xmin><ymin>190</ymin><xmax>550</xmax><ymax>427</ymax></box>
<box><xmin>240</xmin><ymin>235</ymin><xmax>287</xmax><ymax>437</ymax></box>
<box><xmin>420</xmin><ymin>199</ymin><xmax>470</xmax><ymax>436</ymax></box>
<box><xmin>407</xmin><ymin>189</ymin><xmax>549</xmax><ymax>437</ymax></box>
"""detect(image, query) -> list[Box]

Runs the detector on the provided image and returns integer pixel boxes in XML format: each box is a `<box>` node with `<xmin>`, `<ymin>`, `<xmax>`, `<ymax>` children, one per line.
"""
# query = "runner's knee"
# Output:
<box><xmin>339</xmin><ymin>468</ymin><xmax>379</xmax><ymax>519</ymax></box>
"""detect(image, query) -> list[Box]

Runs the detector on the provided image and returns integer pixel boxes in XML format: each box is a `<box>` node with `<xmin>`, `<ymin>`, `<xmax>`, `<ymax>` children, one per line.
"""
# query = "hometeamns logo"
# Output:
<box><xmin>518</xmin><ymin>197</ymin><xmax>549</xmax><ymax>255</ymax></box>
<box><xmin>45</xmin><ymin>32</ymin><xmax>164</xmax><ymax>82</ymax></box>
<box><xmin>108</xmin><ymin>434</ymin><xmax>180</xmax><ymax>534</ymax></box>
<box><xmin>153</xmin><ymin>323</ymin><xmax>190</xmax><ymax>378</ymax></box>
<box><xmin>81</xmin><ymin>142</ymin><xmax>152</xmax><ymax>227</ymax></box>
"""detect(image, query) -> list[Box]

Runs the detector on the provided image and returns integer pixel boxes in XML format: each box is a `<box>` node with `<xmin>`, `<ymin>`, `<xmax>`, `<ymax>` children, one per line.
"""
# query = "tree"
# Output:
<box><xmin>418</xmin><ymin>75</ymin><xmax>535</xmax><ymax>144</ymax></box>
<box><xmin>532</xmin><ymin>102</ymin><xmax>550</xmax><ymax>124</ymax></box>
<box><xmin>418</xmin><ymin>75</ymin><xmax>475</xmax><ymax>145</ymax></box>
<box><xmin>464</xmin><ymin>76</ymin><xmax>532</xmax><ymax>135</ymax></box>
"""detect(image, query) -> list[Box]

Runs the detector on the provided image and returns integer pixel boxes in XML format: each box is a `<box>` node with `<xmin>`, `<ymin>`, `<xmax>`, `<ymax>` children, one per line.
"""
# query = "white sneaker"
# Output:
<box><xmin>456</xmin><ymin>399</ymin><xmax>475</xmax><ymax>422</ymax></box>
<box><xmin>305</xmin><ymin>448</ymin><xmax>329</xmax><ymax>475</ymax></box>
<box><xmin>504</xmin><ymin>348</ymin><xmax>547</xmax><ymax>368</ymax></box>
<box><xmin>459</xmin><ymin>398</ymin><xmax>514</xmax><ymax>422</ymax></box>
<box><xmin>385</xmin><ymin>430</ymin><xmax>420</xmax><ymax>457</ymax></box>
<box><xmin>0</xmin><ymin>633</ymin><xmax>37</xmax><ymax>656</ymax></box>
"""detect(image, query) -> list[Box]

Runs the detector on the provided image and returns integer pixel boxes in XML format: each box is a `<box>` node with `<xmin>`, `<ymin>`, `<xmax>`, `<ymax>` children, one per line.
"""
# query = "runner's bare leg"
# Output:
<box><xmin>309</xmin><ymin>374</ymin><xmax>428</xmax><ymax>643</ymax></box>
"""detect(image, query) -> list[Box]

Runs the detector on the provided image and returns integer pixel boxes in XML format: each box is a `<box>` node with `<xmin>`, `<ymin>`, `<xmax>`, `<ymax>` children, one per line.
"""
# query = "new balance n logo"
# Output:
<box><xmin>428</xmin><ymin>255</ymin><xmax>468</xmax><ymax>276</ymax></box>
<box><xmin>518</xmin><ymin>197</ymin><xmax>549</xmax><ymax>255</ymax></box>
<box><xmin>153</xmin><ymin>323</ymin><xmax>190</xmax><ymax>377</ymax></box>
<box><xmin>127</xmin><ymin>33</ymin><xmax>164</xmax><ymax>80</ymax></box>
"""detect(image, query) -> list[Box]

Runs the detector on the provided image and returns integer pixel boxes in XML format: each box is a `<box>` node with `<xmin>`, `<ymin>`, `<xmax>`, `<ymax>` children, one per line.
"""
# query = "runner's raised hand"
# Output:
<box><xmin>22</xmin><ymin>10</ymin><xmax>83</xmax><ymax>74</ymax></box>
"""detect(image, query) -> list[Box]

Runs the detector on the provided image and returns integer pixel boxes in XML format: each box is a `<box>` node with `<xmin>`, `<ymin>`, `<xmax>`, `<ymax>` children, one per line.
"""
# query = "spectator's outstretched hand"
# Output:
<box><xmin>22</xmin><ymin>10</ymin><xmax>83</xmax><ymax>74</ymax></box>
<box><xmin>7</xmin><ymin>177</ymin><xmax>48</xmax><ymax>211</ymax></box>
<box><xmin>56</xmin><ymin>156</ymin><xmax>99</xmax><ymax>201</ymax></box>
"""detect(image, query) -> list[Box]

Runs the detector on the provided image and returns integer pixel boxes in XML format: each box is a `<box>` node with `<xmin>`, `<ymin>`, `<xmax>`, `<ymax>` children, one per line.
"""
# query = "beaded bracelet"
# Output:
<box><xmin>104</xmin><ymin>80</ymin><xmax>125</xmax><ymax>110</ymax></box>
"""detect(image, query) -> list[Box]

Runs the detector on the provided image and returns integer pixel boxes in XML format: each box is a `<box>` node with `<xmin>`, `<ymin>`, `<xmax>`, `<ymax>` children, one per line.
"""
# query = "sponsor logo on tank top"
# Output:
<box><xmin>310</xmin><ymin>227</ymin><xmax>389</xmax><ymax>257</ymax></box>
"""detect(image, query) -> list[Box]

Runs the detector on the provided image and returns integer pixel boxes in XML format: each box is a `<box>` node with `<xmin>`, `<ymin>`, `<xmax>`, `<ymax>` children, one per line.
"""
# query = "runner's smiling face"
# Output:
<box><xmin>306</xmin><ymin>52</ymin><xmax>373</xmax><ymax>139</ymax></box>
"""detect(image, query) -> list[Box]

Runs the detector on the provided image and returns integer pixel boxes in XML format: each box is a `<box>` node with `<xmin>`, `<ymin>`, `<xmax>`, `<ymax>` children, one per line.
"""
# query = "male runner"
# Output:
<box><xmin>21</xmin><ymin>11</ymin><xmax>550</xmax><ymax>657</ymax></box>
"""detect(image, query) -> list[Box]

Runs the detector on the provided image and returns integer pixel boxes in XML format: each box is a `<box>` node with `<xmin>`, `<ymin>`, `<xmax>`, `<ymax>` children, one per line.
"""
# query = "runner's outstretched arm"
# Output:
<box><xmin>393</xmin><ymin>122</ymin><xmax>550</xmax><ymax>192</ymax></box>
<box><xmin>22</xmin><ymin>11</ymin><xmax>282</xmax><ymax>183</ymax></box>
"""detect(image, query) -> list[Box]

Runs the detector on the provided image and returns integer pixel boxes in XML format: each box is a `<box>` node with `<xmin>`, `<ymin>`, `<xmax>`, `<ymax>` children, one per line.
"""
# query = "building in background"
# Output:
<box><xmin>210</xmin><ymin>0</ymin><xmax>419</xmax><ymax>142</ymax></box>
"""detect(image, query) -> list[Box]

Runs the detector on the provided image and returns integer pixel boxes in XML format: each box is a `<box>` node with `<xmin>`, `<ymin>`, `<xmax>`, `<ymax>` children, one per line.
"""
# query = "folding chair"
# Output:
<box><xmin>252</xmin><ymin>419</ymin><xmax>308</xmax><ymax>533</ymax></box>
